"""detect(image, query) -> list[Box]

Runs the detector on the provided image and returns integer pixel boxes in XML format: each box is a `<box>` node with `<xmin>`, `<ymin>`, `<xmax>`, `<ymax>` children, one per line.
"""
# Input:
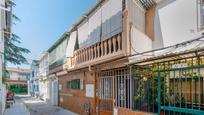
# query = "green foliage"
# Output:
<box><xmin>4</xmin><ymin>0</ymin><xmax>30</xmax><ymax>65</ymax></box>
<box><xmin>4</xmin><ymin>33</ymin><xmax>30</xmax><ymax>65</ymax></box>
<box><xmin>132</xmin><ymin>65</ymin><xmax>167</xmax><ymax>105</ymax></box>
<box><xmin>9</xmin><ymin>85</ymin><xmax>28</xmax><ymax>94</ymax></box>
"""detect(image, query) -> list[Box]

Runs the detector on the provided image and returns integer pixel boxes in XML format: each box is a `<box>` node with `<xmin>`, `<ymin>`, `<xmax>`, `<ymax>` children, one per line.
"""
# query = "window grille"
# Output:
<box><xmin>114</xmin><ymin>68</ymin><xmax>131</xmax><ymax>109</ymax></box>
<box><xmin>71</xmin><ymin>79</ymin><xmax>80</xmax><ymax>89</ymax></box>
<box><xmin>66</xmin><ymin>79</ymin><xmax>80</xmax><ymax>90</ymax></box>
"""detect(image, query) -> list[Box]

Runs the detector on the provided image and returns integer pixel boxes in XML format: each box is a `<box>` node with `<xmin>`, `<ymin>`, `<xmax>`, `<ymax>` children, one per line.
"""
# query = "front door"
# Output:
<box><xmin>96</xmin><ymin>68</ymin><xmax>131</xmax><ymax>115</ymax></box>
<box><xmin>97</xmin><ymin>71</ymin><xmax>114</xmax><ymax>115</ymax></box>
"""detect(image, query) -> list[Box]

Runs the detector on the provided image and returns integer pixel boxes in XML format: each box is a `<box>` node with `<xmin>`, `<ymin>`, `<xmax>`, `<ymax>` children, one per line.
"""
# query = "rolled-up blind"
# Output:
<box><xmin>88</xmin><ymin>7</ymin><xmax>102</xmax><ymax>46</ymax></box>
<box><xmin>66</xmin><ymin>31</ymin><xmax>77</xmax><ymax>58</ymax></box>
<box><xmin>101</xmin><ymin>0</ymin><xmax>122</xmax><ymax>40</ymax></box>
<box><xmin>77</xmin><ymin>0</ymin><xmax>122</xmax><ymax>48</ymax></box>
<box><xmin>78</xmin><ymin>21</ymin><xmax>89</xmax><ymax>48</ymax></box>
<box><xmin>78</xmin><ymin>7</ymin><xmax>102</xmax><ymax>48</ymax></box>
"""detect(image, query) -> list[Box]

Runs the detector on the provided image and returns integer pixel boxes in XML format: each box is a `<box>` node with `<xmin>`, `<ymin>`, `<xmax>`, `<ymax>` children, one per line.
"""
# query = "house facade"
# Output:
<box><xmin>48</xmin><ymin>33</ymin><xmax>68</xmax><ymax>105</ymax></box>
<box><xmin>56</xmin><ymin>0</ymin><xmax>204</xmax><ymax>115</ymax></box>
<box><xmin>127</xmin><ymin>0</ymin><xmax>204</xmax><ymax>115</ymax></box>
<box><xmin>29</xmin><ymin>60</ymin><xmax>40</xmax><ymax>97</ymax></box>
<box><xmin>36</xmin><ymin>52</ymin><xmax>49</xmax><ymax>101</ymax></box>
<box><xmin>58</xmin><ymin>0</ymin><xmax>157</xmax><ymax>114</ymax></box>
<box><xmin>6</xmin><ymin>67</ymin><xmax>31</xmax><ymax>94</ymax></box>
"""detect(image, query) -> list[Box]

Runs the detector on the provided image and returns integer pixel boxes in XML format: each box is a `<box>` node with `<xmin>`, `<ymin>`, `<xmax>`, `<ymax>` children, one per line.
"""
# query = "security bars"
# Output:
<box><xmin>132</xmin><ymin>56</ymin><xmax>204</xmax><ymax>114</ymax></box>
<box><xmin>98</xmin><ymin>68</ymin><xmax>131</xmax><ymax>112</ymax></box>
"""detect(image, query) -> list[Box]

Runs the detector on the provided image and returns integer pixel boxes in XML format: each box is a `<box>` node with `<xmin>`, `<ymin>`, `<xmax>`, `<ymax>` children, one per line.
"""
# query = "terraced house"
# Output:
<box><xmin>48</xmin><ymin>33</ymin><xmax>68</xmax><ymax>106</ymax></box>
<box><xmin>37</xmin><ymin>52</ymin><xmax>49</xmax><ymax>101</ymax></box>
<box><xmin>46</xmin><ymin>0</ymin><xmax>204</xmax><ymax>115</ymax></box>
<box><xmin>29</xmin><ymin>60</ymin><xmax>40</xmax><ymax>97</ymax></box>
<box><xmin>59</xmin><ymin>0</ymin><xmax>159</xmax><ymax>114</ymax></box>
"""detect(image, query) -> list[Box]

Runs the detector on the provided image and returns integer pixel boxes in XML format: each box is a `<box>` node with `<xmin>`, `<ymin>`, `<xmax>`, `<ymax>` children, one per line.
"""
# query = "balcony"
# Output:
<box><xmin>68</xmin><ymin>32</ymin><xmax>125</xmax><ymax>69</ymax></box>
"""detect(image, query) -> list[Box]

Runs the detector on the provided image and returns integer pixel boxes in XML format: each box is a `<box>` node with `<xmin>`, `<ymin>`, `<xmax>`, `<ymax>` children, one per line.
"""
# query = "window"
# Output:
<box><xmin>66</xmin><ymin>79</ymin><xmax>80</xmax><ymax>90</ymax></box>
<box><xmin>71</xmin><ymin>79</ymin><xmax>80</xmax><ymax>89</ymax></box>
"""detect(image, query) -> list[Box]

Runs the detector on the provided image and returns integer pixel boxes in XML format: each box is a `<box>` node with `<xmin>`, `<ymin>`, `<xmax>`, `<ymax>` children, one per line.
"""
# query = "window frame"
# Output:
<box><xmin>66</xmin><ymin>79</ymin><xmax>81</xmax><ymax>90</ymax></box>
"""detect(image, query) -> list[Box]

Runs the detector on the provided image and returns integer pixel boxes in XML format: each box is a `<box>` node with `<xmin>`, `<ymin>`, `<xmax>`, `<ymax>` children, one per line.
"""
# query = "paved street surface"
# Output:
<box><xmin>22</xmin><ymin>96</ymin><xmax>78</xmax><ymax>115</ymax></box>
<box><xmin>4</xmin><ymin>95</ymin><xmax>30</xmax><ymax>115</ymax></box>
<box><xmin>4</xmin><ymin>95</ymin><xmax>78</xmax><ymax>115</ymax></box>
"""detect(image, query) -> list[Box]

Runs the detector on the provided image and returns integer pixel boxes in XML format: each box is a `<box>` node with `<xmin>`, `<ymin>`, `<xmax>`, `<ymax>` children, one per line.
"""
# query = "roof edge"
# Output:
<box><xmin>48</xmin><ymin>32</ymin><xmax>69</xmax><ymax>53</ymax></box>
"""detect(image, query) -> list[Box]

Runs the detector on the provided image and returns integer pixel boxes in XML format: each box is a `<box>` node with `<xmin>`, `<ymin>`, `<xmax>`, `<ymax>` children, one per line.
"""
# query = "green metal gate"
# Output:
<box><xmin>132</xmin><ymin>55</ymin><xmax>204</xmax><ymax>115</ymax></box>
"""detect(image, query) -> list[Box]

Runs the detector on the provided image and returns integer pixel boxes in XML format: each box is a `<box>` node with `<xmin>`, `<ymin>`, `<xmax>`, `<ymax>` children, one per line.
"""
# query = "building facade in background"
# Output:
<box><xmin>37</xmin><ymin>52</ymin><xmax>49</xmax><ymax>101</ymax></box>
<box><xmin>0</xmin><ymin>0</ymin><xmax>11</xmax><ymax>114</ymax></box>
<box><xmin>6</xmin><ymin>67</ymin><xmax>31</xmax><ymax>94</ymax></box>
<box><xmin>29</xmin><ymin>60</ymin><xmax>39</xmax><ymax>97</ymax></box>
<box><xmin>48</xmin><ymin>33</ymin><xmax>68</xmax><ymax>105</ymax></box>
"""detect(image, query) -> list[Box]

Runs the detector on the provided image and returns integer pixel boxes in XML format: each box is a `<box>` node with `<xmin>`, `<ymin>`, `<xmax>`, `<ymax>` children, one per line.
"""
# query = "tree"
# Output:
<box><xmin>4</xmin><ymin>0</ymin><xmax>30</xmax><ymax>65</ymax></box>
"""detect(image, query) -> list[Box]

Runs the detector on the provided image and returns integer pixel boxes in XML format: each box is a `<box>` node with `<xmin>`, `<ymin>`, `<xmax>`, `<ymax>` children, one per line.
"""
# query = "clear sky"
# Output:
<box><xmin>10</xmin><ymin>0</ymin><xmax>96</xmax><ymax>68</ymax></box>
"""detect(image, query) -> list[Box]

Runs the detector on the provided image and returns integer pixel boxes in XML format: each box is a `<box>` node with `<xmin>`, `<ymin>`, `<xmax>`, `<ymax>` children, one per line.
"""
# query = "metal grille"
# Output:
<box><xmin>138</xmin><ymin>0</ymin><xmax>156</xmax><ymax>10</ymax></box>
<box><xmin>98</xmin><ymin>68</ymin><xmax>131</xmax><ymax>111</ymax></box>
<box><xmin>99</xmin><ymin>76</ymin><xmax>113</xmax><ymax>99</ymax></box>
<box><xmin>114</xmin><ymin>68</ymin><xmax>131</xmax><ymax>109</ymax></box>
<box><xmin>156</xmin><ymin>57</ymin><xmax>204</xmax><ymax>114</ymax></box>
<box><xmin>98</xmin><ymin>70</ymin><xmax>114</xmax><ymax>111</ymax></box>
<box><xmin>132</xmin><ymin>56</ymin><xmax>204</xmax><ymax>114</ymax></box>
<box><xmin>132</xmin><ymin>65</ymin><xmax>156</xmax><ymax>113</ymax></box>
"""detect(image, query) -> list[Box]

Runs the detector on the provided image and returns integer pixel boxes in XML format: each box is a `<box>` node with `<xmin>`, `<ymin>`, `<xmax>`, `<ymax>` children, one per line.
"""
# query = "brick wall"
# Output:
<box><xmin>59</xmin><ymin>69</ymin><xmax>96</xmax><ymax>115</ymax></box>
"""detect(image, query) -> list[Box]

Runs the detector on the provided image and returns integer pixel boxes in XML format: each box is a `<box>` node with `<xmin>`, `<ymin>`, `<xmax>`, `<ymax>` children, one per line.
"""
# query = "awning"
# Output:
<box><xmin>129</xmin><ymin>35</ymin><xmax>204</xmax><ymax>65</ymax></box>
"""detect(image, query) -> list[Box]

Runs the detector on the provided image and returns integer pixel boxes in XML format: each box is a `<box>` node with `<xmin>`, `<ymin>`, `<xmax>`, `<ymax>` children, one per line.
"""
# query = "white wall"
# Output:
<box><xmin>1</xmin><ymin>84</ymin><xmax>6</xmax><ymax>115</ymax></box>
<box><xmin>154</xmin><ymin>0</ymin><xmax>203</xmax><ymax>49</ymax></box>
<box><xmin>0</xmin><ymin>0</ymin><xmax>6</xmax><ymax>113</ymax></box>
<box><xmin>50</xmin><ymin>78</ymin><xmax>58</xmax><ymax>106</ymax></box>
<box><xmin>131</xmin><ymin>26</ymin><xmax>152</xmax><ymax>54</ymax></box>
<box><xmin>0</xmin><ymin>0</ymin><xmax>6</xmax><ymax>89</ymax></box>
<box><xmin>8</xmin><ymin>71</ymin><xmax>29</xmax><ymax>81</ymax></box>
<box><xmin>38</xmin><ymin>53</ymin><xmax>49</xmax><ymax>100</ymax></box>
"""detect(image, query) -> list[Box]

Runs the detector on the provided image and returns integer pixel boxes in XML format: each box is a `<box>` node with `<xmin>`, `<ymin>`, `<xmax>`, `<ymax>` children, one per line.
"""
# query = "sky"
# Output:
<box><xmin>10</xmin><ymin>0</ymin><xmax>96</xmax><ymax>68</ymax></box>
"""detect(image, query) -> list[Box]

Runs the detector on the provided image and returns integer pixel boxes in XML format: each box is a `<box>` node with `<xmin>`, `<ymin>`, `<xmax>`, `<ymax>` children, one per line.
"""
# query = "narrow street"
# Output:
<box><xmin>4</xmin><ymin>95</ymin><xmax>78</xmax><ymax>115</ymax></box>
<box><xmin>4</xmin><ymin>95</ymin><xmax>30</xmax><ymax>115</ymax></box>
